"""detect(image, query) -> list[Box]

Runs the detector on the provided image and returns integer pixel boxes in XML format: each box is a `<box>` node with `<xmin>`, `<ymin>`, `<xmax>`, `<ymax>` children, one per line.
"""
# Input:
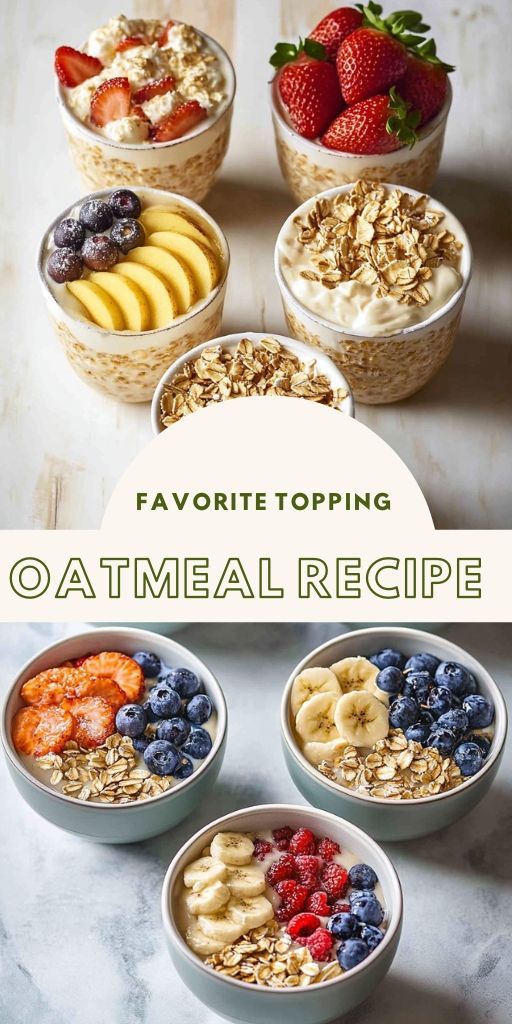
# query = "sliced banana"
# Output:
<box><xmin>186</xmin><ymin>880</ymin><xmax>231</xmax><ymax>915</ymax></box>
<box><xmin>186</xmin><ymin>920</ymin><xmax>227</xmax><ymax>956</ymax></box>
<box><xmin>198</xmin><ymin>905</ymin><xmax>244</xmax><ymax>944</ymax></box>
<box><xmin>295</xmin><ymin>692</ymin><xmax>339</xmax><ymax>743</ymax></box>
<box><xmin>331</xmin><ymin>656</ymin><xmax>389</xmax><ymax>707</ymax></box>
<box><xmin>303</xmin><ymin>736</ymin><xmax>349</xmax><ymax>766</ymax></box>
<box><xmin>183</xmin><ymin>855</ymin><xmax>228</xmax><ymax>890</ymax></box>
<box><xmin>210</xmin><ymin>832</ymin><xmax>254</xmax><ymax>866</ymax></box>
<box><xmin>228</xmin><ymin>895</ymin><xmax>274</xmax><ymax>931</ymax></box>
<box><xmin>291</xmin><ymin>667</ymin><xmax>341</xmax><ymax>717</ymax></box>
<box><xmin>334</xmin><ymin>691</ymin><xmax>389</xmax><ymax>747</ymax></box>
<box><xmin>226</xmin><ymin>864</ymin><xmax>266</xmax><ymax>897</ymax></box>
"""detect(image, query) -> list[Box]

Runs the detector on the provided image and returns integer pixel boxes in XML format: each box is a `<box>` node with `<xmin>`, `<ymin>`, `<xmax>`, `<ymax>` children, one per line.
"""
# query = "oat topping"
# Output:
<box><xmin>205</xmin><ymin>920</ymin><xmax>343</xmax><ymax>986</ymax></box>
<box><xmin>36</xmin><ymin>733</ymin><xmax>172</xmax><ymax>803</ymax></box>
<box><xmin>294</xmin><ymin>179</ymin><xmax>462</xmax><ymax>307</ymax></box>
<box><xmin>159</xmin><ymin>337</ymin><xmax>348</xmax><ymax>426</ymax></box>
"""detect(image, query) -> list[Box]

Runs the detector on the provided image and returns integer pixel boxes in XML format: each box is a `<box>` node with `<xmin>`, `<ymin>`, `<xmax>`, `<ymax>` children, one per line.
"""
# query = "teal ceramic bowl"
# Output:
<box><xmin>1</xmin><ymin>627</ymin><xmax>227</xmax><ymax>844</ymax></box>
<box><xmin>162</xmin><ymin>804</ymin><xmax>402</xmax><ymax>1024</ymax></box>
<box><xmin>281</xmin><ymin>627</ymin><xmax>507</xmax><ymax>842</ymax></box>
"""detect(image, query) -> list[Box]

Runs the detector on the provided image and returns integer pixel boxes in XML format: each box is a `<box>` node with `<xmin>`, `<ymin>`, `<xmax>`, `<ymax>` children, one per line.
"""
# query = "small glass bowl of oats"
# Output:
<box><xmin>150</xmin><ymin>331</ymin><xmax>354</xmax><ymax>433</ymax></box>
<box><xmin>0</xmin><ymin>627</ymin><xmax>227</xmax><ymax>843</ymax></box>
<box><xmin>275</xmin><ymin>180</ymin><xmax>472</xmax><ymax>404</ymax></box>
<box><xmin>55</xmin><ymin>16</ymin><xmax>236</xmax><ymax>199</ymax></box>
<box><xmin>162</xmin><ymin>803</ymin><xmax>402</xmax><ymax>1024</ymax></box>
<box><xmin>281</xmin><ymin>627</ymin><xmax>507</xmax><ymax>842</ymax></box>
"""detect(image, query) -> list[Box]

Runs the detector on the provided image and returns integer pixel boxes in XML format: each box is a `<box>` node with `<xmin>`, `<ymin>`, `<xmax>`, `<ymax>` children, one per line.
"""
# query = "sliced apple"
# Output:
<box><xmin>66</xmin><ymin>279</ymin><xmax>125</xmax><ymax>331</ymax></box>
<box><xmin>124</xmin><ymin>246</ymin><xmax>196</xmax><ymax>315</ymax></box>
<box><xmin>148</xmin><ymin>231</ymin><xmax>219</xmax><ymax>299</ymax></box>
<box><xmin>112</xmin><ymin>262</ymin><xmax>178</xmax><ymax>329</ymax></box>
<box><xmin>140</xmin><ymin>207</ymin><xmax>213</xmax><ymax>248</ymax></box>
<box><xmin>88</xmin><ymin>271</ymin><xmax>150</xmax><ymax>332</ymax></box>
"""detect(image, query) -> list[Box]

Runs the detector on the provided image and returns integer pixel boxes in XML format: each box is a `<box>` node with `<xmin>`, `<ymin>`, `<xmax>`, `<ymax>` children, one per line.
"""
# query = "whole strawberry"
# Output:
<box><xmin>270</xmin><ymin>38</ymin><xmax>343</xmax><ymax>139</ymax></box>
<box><xmin>322</xmin><ymin>87</ymin><xmax>420</xmax><ymax>154</ymax></box>
<box><xmin>398</xmin><ymin>42</ymin><xmax>451</xmax><ymax>124</ymax></box>
<box><xmin>337</xmin><ymin>26</ymin><xmax>408</xmax><ymax>103</ymax></box>
<box><xmin>309</xmin><ymin>7</ymin><xmax>363</xmax><ymax>61</ymax></box>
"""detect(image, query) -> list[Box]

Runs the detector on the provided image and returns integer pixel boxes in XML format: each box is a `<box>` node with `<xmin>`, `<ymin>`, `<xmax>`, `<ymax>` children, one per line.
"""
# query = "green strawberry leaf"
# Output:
<box><xmin>269</xmin><ymin>36</ymin><xmax>327</xmax><ymax>67</ymax></box>
<box><xmin>303</xmin><ymin>37</ymin><xmax>328</xmax><ymax>60</ymax></box>
<box><xmin>386</xmin><ymin>86</ymin><xmax>421</xmax><ymax>148</ymax></box>
<box><xmin>357</xmin><ymin>4</ymin><xmax>455</xmax><ymax>72</ymax></box>
<box><xmin>412</xmin><ymin>38</ymin><xmax>455</xmax><ymax>72</ymax></box>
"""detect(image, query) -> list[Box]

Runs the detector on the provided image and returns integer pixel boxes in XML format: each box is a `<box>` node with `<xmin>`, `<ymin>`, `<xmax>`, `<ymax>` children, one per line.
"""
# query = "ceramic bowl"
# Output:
<box><xmin>270</xmin><ymin>77</ymin><xmax>452</xmax><ymax>204</ymax></box>
<box><xmin>162</xmin><ymin>803</ymin><xmax>402</xmax><ymax>1024</ymax></box>
<box><xmin>275</xmin><ymin>182</ymin><xmax>472</xmax><ymax>404</ymax></box>
<box><xmin>1</xmin><ymin>627</ymin><xmax>227</xmax><ymax>843</ymax></box>
<box><xmin>151</xmin><ymin>330</ymin><xmax>354</xmax><ymax>433</ymax></box>
<box><xmin>281</xmin><ymin>627</ymin><xmax>507</xmax><ymax>841</ymax></box>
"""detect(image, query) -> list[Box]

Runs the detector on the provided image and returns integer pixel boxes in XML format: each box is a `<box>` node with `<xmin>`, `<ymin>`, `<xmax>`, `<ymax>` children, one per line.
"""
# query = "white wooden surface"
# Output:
<box><xmin>1</xmin><ymin>0</ymin><xmax>511</xmax><ymax>529</ymax></box>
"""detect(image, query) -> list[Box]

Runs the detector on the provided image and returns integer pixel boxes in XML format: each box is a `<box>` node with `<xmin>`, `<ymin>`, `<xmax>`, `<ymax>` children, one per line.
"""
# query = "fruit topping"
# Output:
<box><xmin>275</xmin><ymin>880</ymin><xmax>309</xmax><ymax>919</ymax></box>
<box><xmin>322</xmin><ymin>87</ymin><xmax>419</xmax><ymax>153</ymax></box>
<box><xmin>271</xmin><ymin>38</ymin><xmax>343</xmax><ymax>139</ymax></box>
<box><xmin>398</xmin><ymin>52</ymin><xmax>448</xmax><ymax>124</ymax></box>
<box><xmin>295</xmin><ymin>854</ymin><xmax>321</xmax><ymax>890</ymax></box>
<box><xmin>90</xmin><ymin>77</ymin><xmax>131</xmax><ymax>127</ymax></box>
<box><xmin>81</xmin><ymin>651</ymin><xmax>144</xmax><ymax>702</ymax></box>
<box><xmin>266</xmin><ymin>853</ymin><xmax>296</xmax><ymax>886</ymax></box>
<box><xmin>321</xmin><ymin>862</ymin><xmax>349</xmax><ymax>899</ymax></box>
<box><xmin>287</xmin><ymin>912</ymin><xmax>321</xmax><ymax>940</ymax></box>
<box><xmin>73</xmin><ymin>675</ymin><xmax>126</xmax><ymax>710</ymax></box>
<box><xmin>54</xmin><ymin>218</ymin><xmax>86</xmax><ymax>251</ymax></box>
<box><xmin>348</xmin><ymin>863</ymin><xmax>377</xmax><ymax>889</ymax></box>
<box><xmin>369</xmin><ymin>648</ymin><xmax>407</xmax><ymax>671</ymax></box>
<box><xmin>12</xmin><ymin>705</ymin><xmax>75</xmax><ymax>756</ymax></box>
<box><xmin>182</xmin><ymin>726</ymin><xmax>212</xmax><ymax>760</ymax></box>
<box><xmin>336</xmin><ymin>26</ymin><xmax>408</xmax><ymax>104</ymax></box>
<box><xmin>54</xmin><ymin>46</ymin><xmax>103</xmax><ymax>87</ymax></box>
<box><xmin>337</xmin><ymin>937</ymin><xmax>371</xmax><ymax>969</ymax></box>
<box><xmin>350</xmin><ymin>892</ymin><xmax>384</xmax><ymax>925</ymax></box>
<box><xmin>306</xmin><ymin>890</ymin><xmax>331</xmax><ymax>915</ymax></box>
<box><xmin>115</xmin><ymin>703</ymin><xmax>148</xmax><ymax>737</ymax></box>
<box><xmin>328</xmin><ymin>911</ymin><xmax>359</xmax><ymax>938</ymax></box>
<box><xmin>289</xmin><ymin>827</ymin><xmax>317</xmax><ymax>855</ymax></box>
<box><xmin>253</xmin><ymin>838</ymin><xmax>274</xmax><ymax>861</ymax></box>
<box><xmin>149</xmin><ymin>684</ymin><xmax>181</xmax><ymax>718</ymax></box>
<box><xmin>81</xmin><ymin>235</ymin><xmax>119</xmax><ymax>271</ymax></box>
<box><xmin>186</xmin><ymin>694</ymin><xmax>213</xmax><ymax>724</ymax></box>
<box><xmin>143</xmin><ymin>738</ymin><xmax>180</xmax><ymax>776</ymax></box>
<box><xmin>79</xmin><ymin>199</ymin><xmax>114</xmax><ymax>232</ymax></box>
<box><xmin>360</xmin><ymin>923</ymin><xmax>384</xmax><ymax>950</ymax></box>
<box><xmin>174</xmin><ymin>755</ymin><xmax>194</xmax><ymax>779</ymax></box>
<box><xmin>131</xmin><ymin>649</ymin><xmax>161</xmax><ymax>677</ymax></box>
<box><xmin>157</xmin><ymin>20</ymin><xmax>176</xmax><ymax>47</ymax></box>
<box><xmin>453</xmin><ymin>741</ymin><xmax>484</xmax><ymax>777</ymax></box>
<box><xmin>110</xmin><ymin>218</ymin><xmax>146</xmax><ymax>254</ymax></box>
<box><xmin>115</xmin><ymin>35</ymin><xmax>147</xmax><ymax>52</ymax></box>
<box><xmin>150</xmin><ymin>99</ymin><xmax>207</xmax><ymax>141</ymax></box>
<box><xmin>133</xmin><ymin>75</ymin><xmax>176</xmax><ymax>104</ymax></box>
<box><xmin>272</xmin><ymin>825</ymin><xmax>294</xmax><ymax>849</ymax></box>
<box><xmin>317</xmin><ymin>836</ymin><xmax>340</xmax><ymax>861</ymax></box>
<box><xmin>21</xmin><ymin>667</ymin><xmax>76</xmax><ymax>706</ymax></box>
<box><xmin>309</xmin><ymin>7</ymin><xmax>363</xmax><ymax>61</ymax></box>
<box><xmin>47</xmin><ymin>247</ymin><xmax>84</xmax><ymax>284</ymax></box>
<box><xmin>306</xmin><ymin>926</ymin><xmax>334</xmax><ymax>960</ymax></box>
<box><xmin>156</xmin><ymin>717</ymin><xmax>191</xmax><ymax>746</ymax></box>
<box><xmin>163</xmin><ymin>667</ymin><xmax>201</xmax><ymax>698</ymax></box>
<box><xmin>462</xmin><ymin>694</ymin><xmax>494</xmax><ymax>729</ymax></box>
<box><xmin>61</xmin><ymin>695</ymin><xmax>116</xmax><ymax>748</ymax></box>
<box><xmin>108</xmin><ymin>188</ymin><xmax>142</xmax><ymax>219</ymax></box>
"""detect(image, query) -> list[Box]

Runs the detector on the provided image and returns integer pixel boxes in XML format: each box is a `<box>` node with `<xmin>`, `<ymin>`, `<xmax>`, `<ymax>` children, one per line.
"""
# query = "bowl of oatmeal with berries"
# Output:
<box><xmin>281</xmin><ymin>627</ymin><xmax>507</xmax><ymax>841</ymax></box>
<box><xmin>162</xmin><ymin>804</ymin><xmax>402</xmax><ymax>1024</ymax></box>
<box><xmin>54</xmin><ymin>15</ymin><xmax>236</xmax><ymax>199</ymax></box>
<box><xmin>1</xmin><ymin>627</ymin><xmax>227</xmax><ymax>843</ymax></box>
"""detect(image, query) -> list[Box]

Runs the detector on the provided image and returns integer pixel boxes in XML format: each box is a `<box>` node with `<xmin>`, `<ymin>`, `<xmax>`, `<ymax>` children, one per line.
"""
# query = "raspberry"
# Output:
<box><xmin>272</xmin><ymin>826</ymin><xmax>294</xmax><ymax>850</ymax></box>
<box><xmin>317</xmin><ymin>837</ymin><xmax>340</xmax><ymax>861</ymax></box>
<box><xmin>287</xmin><ymin>913</ymin><xmax>321</xmax><ymax>940</ymax></box>
<box><xmin>266</xmin><ymin>853</ymin><xmax>295</xmax><ymax>886</ymax></box>
<box><xmin>295</xmin><ymin>855</ymin><xmax>321</xmax><ymax>891</ymax></box>
<box><xmin>321</xmin><ymin>863</ymin><xmax>349</xmax><ymax>899</ymax></box>
<box><xmin>253</xmin><ymin>839</ymin><xmax>274</xmax><ymax>861</ymax></box>
<box><xmin>306</xmin><ymin>927</ymin><xmax>334</xmax><ymax>962</ymax></box>
<box><xmin>275</xmin><ymin>880</ymin><xmax>308</xmax><ymax>917</ymax></box>
<box><xmin>331</xmin><ymin>900</ymin><xmax>351</xmax><ymax>915</ymax></box>
<box><xmin>306</xmin><ymin>890</ymin><xmax>331</xmax><ymax>915</ymax></box>
<box><xmin>289</xmin><ymin>827</ymin><xmax>317</xmax><ymax>856</ymax></box>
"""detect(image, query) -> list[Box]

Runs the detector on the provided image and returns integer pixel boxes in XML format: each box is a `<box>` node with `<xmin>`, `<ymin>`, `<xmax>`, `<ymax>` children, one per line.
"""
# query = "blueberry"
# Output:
<box><xmin>426</xmin><ymin>686</ymin><xmax>458</xmax><ymax>718</ymax></box>
<box><xmin>81</xmin><ymin>234</ymin><xmax>118</xmax><ymax>271</ymax></box>
<box><xmin>376</xmin><ymin>666</ymin><xmax>403</xmax><ymax>695</ymax></box>
<box><xmin>462</xmin><ymin>695</ymin><xmax>494</xmax><ymax>729</ymax></box>
<box><xmin>79</xmin><ymin>198</ymin><xmax>113</xmax><ymax>232</ymax></box>
<box><xmin>54</xmin><ymin>218</ymin><xmax>86</xmax><ymax>250</ymax></box>
<box><xmin>369</xmin><ymin>648</ymin><xmax>406</xmax><ymax>671</ymax></box>
<box><xmin>405</xmin><ymin>721</ymin><xmax>430</xmax><ymax>744</ymax></box>
<box><xmin>182</xmin><ymin>726</ymin><xmax>212</xmax><ymax>760</ymax></box>
<box><xmin>133</xmin><ymin>734</ymin><xmax>150</xmax><ymax>753</ymax></box>
<box><xmin>164</xmin><ymin>667</ymin><xmax>201</xmax><ymax>699</ymax></box>
<box><xmin>173</xmin><ymin>755</ymin><xmax>194</xmax><ymax>780</ymax></box>
<box><xmin>157</xmin><ymin>716</ymin><xmax>190</xmax><ymax>746</ymax></box>
<box><xmin>47</xmin><ymin>247</ymin><xmax>83</xmax><ymax>283</ymax></box>
<box><xmin>463</xmin><ymin>673</ymin><xmax>478</xmax><ymax>695</ymax></box>
<box><xmin>427</xmin><ymin>727</ymin><xmax>456</xmax><ymax>756</ymax></box>
<box><xmin>186</xmin><ymin>694</ymin><xmax>213</xmax><ymax>725</ymax></box>
<box><xmin>467</xmin><ymin>732</ymin><xmax>491</xmax><ymax>758</ymax></box>
<box><xmin>453</xmin><ymin>741</ymin><xmax>484</xmax><ymax>777</ymax></box>
<box><xmin>349</xmin><ymin>889</ymin><xmax>372</xmax><ymax>906</ymax></box>
<box><xmin>348</xmin><ymin>863</ymin><xmax>377</xmax><ymax>890</ymax></box>
<box><xmin>389</xmin><ymin>696</ymin><xmax>419</xmax><ymax>731</ymax></box>
<box><xmin>351</xmin><ymin>894</ymin><xmax>384</xmax><ymax>926</ymax></box>
<box><xmin>360</xmin><ymin>925</ymin><xmax>384</xmax><ymax>951</ymax></box>
<box><xmin>132</xmin><ymin>650</ymin><xmax>161</xmax><ymax>678</ymax></box>
<box><xmin>436</xmin><ymin>708</ymin><xmax>469</xmax><ymax>736</ymax></box>
<box><xmin>143</xmin><ymin>739</ymin><xmax>180</xmax><ymax>776</ymax></box>
<box><xmin>142</xmin><ymin>699</ymin><xmax>160</xmax><ymax>724</ymax></box>
<box><xmin>402</xmin><ymin>671</ymin><xmax>431</xmax><ymax>705</ymax></box>
<box><xmin>435</xmin><ymin>661</ymin><xmax>473</xmax><ymax>697</ymax></box>
<box><xmin>337</xmin><ymin>938</ymin><xmax>370</xmax><ymax>970</ymax></box>
<box><xmin>115</xmin><ymin>703</ymin><xmax>147</xmax><ymax>738</ymax></box>
<box><xmin>108</xmin><ymin>188</ymin><xmax>142</xmax><ymax>219</ymax></box>
<box><xmin>328</xmin><ymin>912</ymin><xmax>359</xmax><ymax>939</ymax></box>
<box><xmin>404</xmin><ymin>653</ymin><xmax>440</xmax><ymax>676</ymax></box>
<box><xmin>149</xmin><ymin>684</ymin><xmax>181</xmax><ymax>718</ymax></box>
<box><xmin>110</xmin><ymin>218</ymin><xmax>145</xmax><ymax>254</ymax></box>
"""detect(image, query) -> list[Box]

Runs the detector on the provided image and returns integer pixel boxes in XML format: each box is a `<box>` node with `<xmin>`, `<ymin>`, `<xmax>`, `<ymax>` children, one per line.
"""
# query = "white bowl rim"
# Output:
<box><xmin>281</xmin><ymin>626</ymin><xmax>507</xmax><ymax>808</ymax></box>
<box><xmin>274</xmin><ymin>177</ymin><xmax>473</xmax><ymax>340</ymax></box>
<box><xmin>161</xmin><ymin>801</ymin><xmax>403</xmax><ymax>995</ymax></box>
<box><xmin>1</xmin><ymin>626</ymin><xmax>227</xmax><ymax>812</ymax></box>
<box><xmin>37</xmin><ymin>185</ymin><xmax>230</xmax><ymax>338</ymax></box>
<box><xmin>269</xmin><ymin>76</ymin><xmax>452</xmax><ymax>159</ymax></box>
<box><xmin>150</xmin><ymin>329</ymin><xmax>355</xmax><ymax>433</ymax></box>
<box><xmin>56</xmin><ymin>22</ymin><xmax>236</xmax><ymax>151</ymax></box>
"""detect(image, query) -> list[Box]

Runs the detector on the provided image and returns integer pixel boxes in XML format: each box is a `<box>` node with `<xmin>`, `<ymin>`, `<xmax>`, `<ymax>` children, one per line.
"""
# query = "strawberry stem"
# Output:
<box><xmin>386</xmin><ymin>86</ymin><xmax>421</xmax><ymax>148</ymax></box>
<box><xmin>355</xmin><ymin>2</ymin><xmax>455</xmax><ymax>71</ymax></box>
<box><xmin>270</xmin><ymin>36</ymin><xmax>327</xmax><ymax>67</ymax></box>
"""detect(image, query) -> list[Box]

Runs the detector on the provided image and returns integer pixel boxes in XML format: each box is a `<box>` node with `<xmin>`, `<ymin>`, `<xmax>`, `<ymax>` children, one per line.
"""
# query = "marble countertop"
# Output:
<box><xmin>1</xmin><ymin>0</ymin><xmax>511</xmax><ymax>529</ymax></box>
<box><xmin>0</xmin><ymin>621</ymin><xmax>510</xmax><ymax>1023</ymax></box>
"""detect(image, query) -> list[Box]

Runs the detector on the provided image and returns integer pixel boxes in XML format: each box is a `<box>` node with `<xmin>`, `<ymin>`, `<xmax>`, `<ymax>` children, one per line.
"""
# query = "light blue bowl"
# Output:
<box><xmin>162</xmin><ymin>804</ymin><xmax>402</xmax><ymax>1024</ymax></box>
<box><xmin>281</xmin><ymin>627</ymin><xmax>507</xmax><ymax>842</ymax></box>
<box><xmin>1</xmin><ymin>627</ymin><xmax>227</xmax><ymax>844</ymax></box>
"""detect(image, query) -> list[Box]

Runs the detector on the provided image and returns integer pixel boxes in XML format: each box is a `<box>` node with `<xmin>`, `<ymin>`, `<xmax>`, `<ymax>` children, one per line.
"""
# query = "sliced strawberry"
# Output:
<box><xmin>133</xmin><ymin>75</ymin><xmax>176</xmax><ymax>105</ymax></box>
<box><xmin>131</xmin><ymin>104</ymin><xmax>151</xmax><ymax>122</ymax></box>
<box><xmin>12</xmin><ymin>706</ymin><xmax>74</xmax><ymax>757</ymax></box>
<box><xmin>54</xmin><ymin>46</ymin><xmax>103</xmax><ymax>87</ymax></box>
<box><xmin>116</xmin><ymin>35</ymin><xmax>147</xmax><ymax>52</ymax></box>
<box><xmin>81</xmin><ymin>652</ymin><xmax>144</xmax><ymax>702</ymax></box>
<box><xmin>21</xmin><ymin>667</ymin><xmax>77</xmax><ymax>706</ymax></box>
<box><xmin>72</xmin><ymin>655</ymin><xmax>91</xmax><ymax>668</ymax></box>
<box><xmin>62</xmin><ymin>696</ymin><xmax>116</xmax><ymax>749</ymax></box>
<box><xmin>73</xmin><ymin>675</ymin><xmax>126</xmax><ymax>711</ymax></box>
<box><xmin>157</xmin><ymin>20</ymin><xmax>175</xmax><ymax>47</ymax></box>
<box><xmin>90</xmin><ymin>77</ymin><xmax>131</xmax><ymax>127</ymax></box>
<box><xmin>150</xmin><ymin>100</ymin><xmax>207</xmax><ymax>142</ymax></box>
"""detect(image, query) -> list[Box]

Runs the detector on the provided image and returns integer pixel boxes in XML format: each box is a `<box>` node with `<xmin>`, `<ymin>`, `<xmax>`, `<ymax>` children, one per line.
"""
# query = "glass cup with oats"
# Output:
<box><xmin>275</xmin><ymin>180</ymin><xmax>472</xmax><ymax>404</ymax></box>
<box><xmin>54</xmin><ymin>16</ymin><xmax>235</xmax><ymax>201</ymax></box>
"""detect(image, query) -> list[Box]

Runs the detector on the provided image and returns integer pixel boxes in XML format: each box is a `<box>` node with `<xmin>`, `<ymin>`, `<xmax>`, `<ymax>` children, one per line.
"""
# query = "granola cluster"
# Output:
<box><xmin>37</xmin><ymin>733</ymin><xmax>172</xmax><ymax>803</ymax></box>
<box><xmin>205</xmin><ymin>920</ymin><xmax>342</xmax><ymax>988</ymax></box>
